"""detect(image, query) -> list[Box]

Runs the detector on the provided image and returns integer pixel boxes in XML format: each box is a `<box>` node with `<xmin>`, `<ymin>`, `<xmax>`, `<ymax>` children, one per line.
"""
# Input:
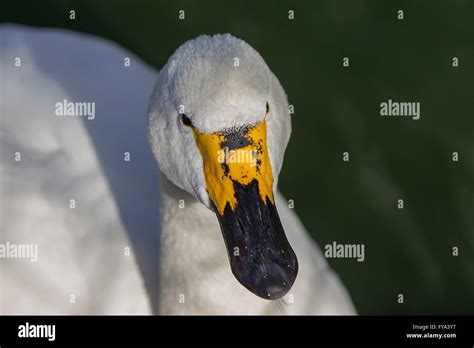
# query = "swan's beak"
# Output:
<box><xmin>192</xmin><ymin>120</ymin><xmax>298</xmax><ymax>300</ymax></box>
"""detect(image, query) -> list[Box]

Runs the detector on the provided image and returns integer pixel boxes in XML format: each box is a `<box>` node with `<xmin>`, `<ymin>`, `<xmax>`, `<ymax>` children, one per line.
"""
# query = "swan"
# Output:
<box><xmin>0</xmin><ymin>24</ymin><xmax>356</xmax><ymax>314</ymax></box>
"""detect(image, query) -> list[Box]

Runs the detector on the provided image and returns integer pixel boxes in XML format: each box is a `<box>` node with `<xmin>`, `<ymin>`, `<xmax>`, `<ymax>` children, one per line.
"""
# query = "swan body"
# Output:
<box><xmin>0</xmin><ymin>25</ymin><xmax>155</xmax><ymax>314</ymax></box>
<box><xmin>0</xmin><ymin>25</ymin><xmax>356</xmax><ymax>314</ymax></box>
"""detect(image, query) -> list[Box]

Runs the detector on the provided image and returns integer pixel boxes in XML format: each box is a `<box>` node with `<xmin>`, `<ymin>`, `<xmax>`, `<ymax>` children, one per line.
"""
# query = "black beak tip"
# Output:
<box><xmin>234</xmin><ymin>257</ymin><xmax>298</xmax><ymax>300</ymax></box>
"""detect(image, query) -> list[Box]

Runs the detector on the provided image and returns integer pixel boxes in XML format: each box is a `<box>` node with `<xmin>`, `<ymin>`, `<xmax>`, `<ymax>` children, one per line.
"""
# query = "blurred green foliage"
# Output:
<box><xmin>2</xmin><ymin>0</ymin><xmax>473</xmax><ymax>314</ymax></box>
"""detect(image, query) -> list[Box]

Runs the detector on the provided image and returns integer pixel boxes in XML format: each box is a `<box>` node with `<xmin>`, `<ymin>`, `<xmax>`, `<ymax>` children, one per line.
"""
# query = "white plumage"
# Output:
<box><xmin>0</xmin><ymin>25</ymin><xmax>356</xmax><ymax>314</ymax></box>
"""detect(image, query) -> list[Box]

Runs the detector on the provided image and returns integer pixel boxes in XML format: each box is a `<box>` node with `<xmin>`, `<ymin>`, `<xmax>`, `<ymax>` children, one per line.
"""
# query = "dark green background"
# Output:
<box><xmin>2</xmin><ymin>0</ymin><xmax>473</xmax><ymax>314</ymax></box>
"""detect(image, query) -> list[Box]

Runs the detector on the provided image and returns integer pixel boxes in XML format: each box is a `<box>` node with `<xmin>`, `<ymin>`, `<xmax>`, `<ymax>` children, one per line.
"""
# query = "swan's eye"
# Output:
<box><xmin>265</xmin><ymin>102</ymin><xmax>270</xmax><ymax>115</ymax></box>
<box><xmin>181</xmin><ymin>113</ymin><xmax>192</xmax><ymax>127</ymax></box>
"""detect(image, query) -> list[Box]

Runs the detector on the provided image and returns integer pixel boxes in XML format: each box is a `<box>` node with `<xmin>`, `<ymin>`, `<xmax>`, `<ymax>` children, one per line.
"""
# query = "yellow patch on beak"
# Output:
<box><xmin>192</xmin><ymin>119</ymin><xmax>274</xmax><ymax>215</ymax></box>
